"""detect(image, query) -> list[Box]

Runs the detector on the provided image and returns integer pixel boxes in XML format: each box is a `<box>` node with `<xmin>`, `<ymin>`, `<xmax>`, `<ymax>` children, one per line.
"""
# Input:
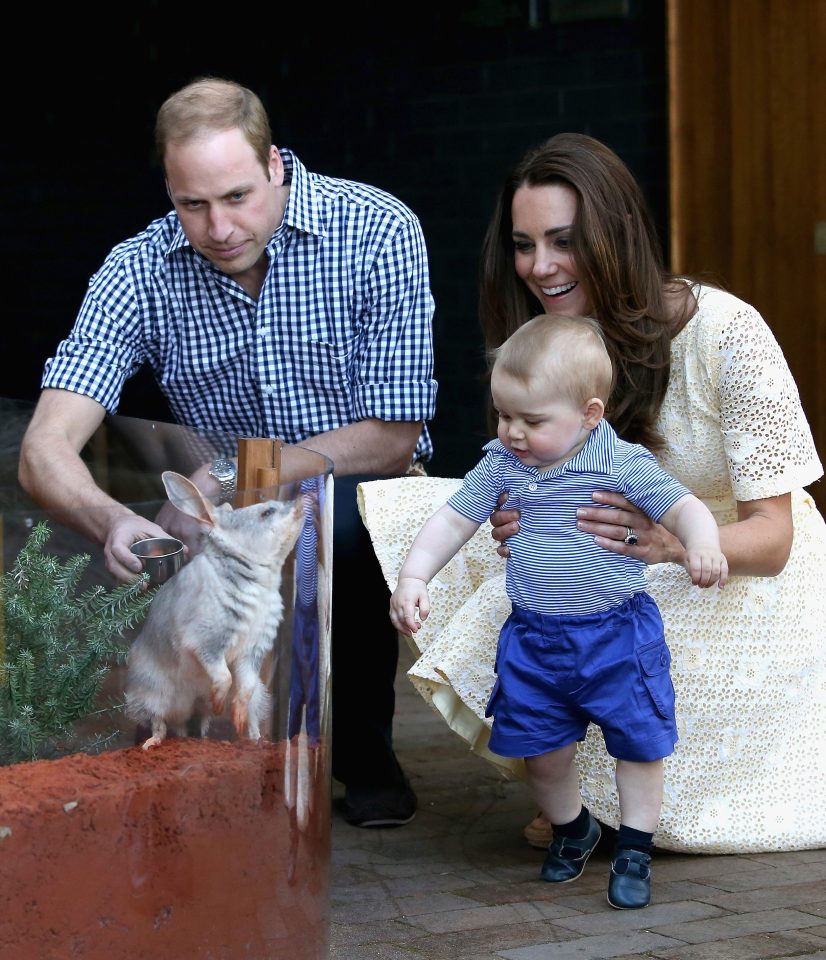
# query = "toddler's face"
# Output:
<box><xmin>491</xmin><ymin>369</ymin><xmax>590</xmax><ymax>471</ymax></box>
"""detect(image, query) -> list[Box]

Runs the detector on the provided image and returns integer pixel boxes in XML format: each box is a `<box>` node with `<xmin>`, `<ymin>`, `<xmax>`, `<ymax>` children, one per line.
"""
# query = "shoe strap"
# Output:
<box><xmin>612</xmin><ymin>851</ymin><xmax>651</xmax><ymax>877</ymax></box>
<box><xmin>556</xmin><ymin>833</ymin><xmax>595</xmax><ymax>859</ymax></box>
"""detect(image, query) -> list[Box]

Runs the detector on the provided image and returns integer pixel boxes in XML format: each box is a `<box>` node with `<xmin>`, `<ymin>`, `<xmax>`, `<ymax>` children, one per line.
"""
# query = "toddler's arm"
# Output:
<box><xmin>390</xmin><ymin>504</ymin><xmax>481</xmax><ymax>635</ymax></box>
<box><xmin>660</xmin><ymin>494</ymin><xmax>729</xmax><ymax>588</ymax></box>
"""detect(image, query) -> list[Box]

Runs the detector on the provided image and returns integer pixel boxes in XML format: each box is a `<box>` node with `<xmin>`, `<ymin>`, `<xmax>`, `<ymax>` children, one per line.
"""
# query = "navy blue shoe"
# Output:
<box><xmin>540</xmin><ymin>812</ymin><xmax>601</xmax><ymax>883</ymax></box>
<box><xmin>607</xmin><ymin>849</ymin><xmax>651</xmax><ymax>909</ymax></box>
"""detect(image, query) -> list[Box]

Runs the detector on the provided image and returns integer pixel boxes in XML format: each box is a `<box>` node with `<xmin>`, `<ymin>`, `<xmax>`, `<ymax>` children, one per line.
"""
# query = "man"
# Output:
<box><xmin>18</xmin><ymin>76</ymin><xmax>437</xmax><ymax>827</ymax></box>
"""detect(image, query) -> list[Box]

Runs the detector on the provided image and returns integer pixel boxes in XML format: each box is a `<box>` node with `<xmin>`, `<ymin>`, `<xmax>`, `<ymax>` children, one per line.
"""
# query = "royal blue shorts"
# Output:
<box><xmin>485</xmin><ymin>592</ymin><xmax>678</xmax><ymax>762</ymax></box>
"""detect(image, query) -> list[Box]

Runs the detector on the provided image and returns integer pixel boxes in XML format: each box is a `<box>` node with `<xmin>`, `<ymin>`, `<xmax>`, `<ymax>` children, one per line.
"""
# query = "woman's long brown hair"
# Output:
<box><xmin>479</xmin><ymin>132</ymin><xmax>695</xmax><ymax>452</ymax></box>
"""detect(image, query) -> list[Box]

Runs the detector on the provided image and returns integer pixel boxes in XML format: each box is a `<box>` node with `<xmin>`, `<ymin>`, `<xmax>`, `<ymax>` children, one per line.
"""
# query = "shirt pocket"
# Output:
<box><xmin>276</xmin><ymin>335</ymin><xmax>358</xmax><ymax>402</ymax></box>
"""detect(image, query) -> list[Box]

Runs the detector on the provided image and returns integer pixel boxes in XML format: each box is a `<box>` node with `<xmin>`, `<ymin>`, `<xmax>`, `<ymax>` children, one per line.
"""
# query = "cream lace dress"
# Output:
<box><xmin>358</xmin><ymin>285</ymin><xmax>826</xmax><ymax>853</ymax></box>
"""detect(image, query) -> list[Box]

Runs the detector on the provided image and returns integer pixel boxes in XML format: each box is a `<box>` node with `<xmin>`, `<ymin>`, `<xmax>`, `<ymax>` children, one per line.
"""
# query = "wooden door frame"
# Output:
<box><xmin>667</xmin><ymin>0</ymin><xmax>826</xmax><ymax>463</ymax></box>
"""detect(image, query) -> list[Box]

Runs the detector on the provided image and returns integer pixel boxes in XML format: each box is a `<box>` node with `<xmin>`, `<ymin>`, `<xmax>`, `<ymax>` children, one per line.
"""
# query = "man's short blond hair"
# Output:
<box><xmin>155</xmin><ymin>76</ymin><xmax>272</xmax><ymax>173</ymax></box>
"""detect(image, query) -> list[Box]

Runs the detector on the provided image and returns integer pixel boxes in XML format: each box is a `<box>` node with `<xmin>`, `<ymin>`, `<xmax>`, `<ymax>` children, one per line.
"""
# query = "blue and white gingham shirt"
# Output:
<box><xmin>447</xmin><ymin>420</ymin><xmax>693</xmax><ymax>615</ymax></box>
<box><xmin>42</xmin><ymin>150</ymin><xmax>438</xmax><ymax>462</ymax></box>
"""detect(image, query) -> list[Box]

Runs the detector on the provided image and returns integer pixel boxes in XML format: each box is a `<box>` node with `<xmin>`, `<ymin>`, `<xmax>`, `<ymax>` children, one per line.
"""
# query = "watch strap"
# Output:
<box><xmin>209</xmin><ymin>459</ymin><xmax>237</xmax><ymax>505</ymax></box>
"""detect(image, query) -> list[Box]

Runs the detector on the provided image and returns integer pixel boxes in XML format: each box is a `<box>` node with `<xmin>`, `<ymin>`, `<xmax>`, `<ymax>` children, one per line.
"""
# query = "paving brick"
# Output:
<box><xmin>330</xmin><ymin>644</ymin><xmax>826</xmax><ymax>960</ymax></box>
<box><xmin>499</xmin><ymin>929</ymin><xmax>684</xmax><ymax>959</ymax></box>
<box><xmin>654</xmin><ymin>908</ymin><xmax>826</xmax><ymax>944</ymax></box>
<box><xmin>552</xmin><ymin>899</ymin><xmax>725</xmax><ymax>935</ymax></box>
<box><xmin>653</xmin><ymin>928</ymin><xmax>826</xmax><ymax>959</ymax></box>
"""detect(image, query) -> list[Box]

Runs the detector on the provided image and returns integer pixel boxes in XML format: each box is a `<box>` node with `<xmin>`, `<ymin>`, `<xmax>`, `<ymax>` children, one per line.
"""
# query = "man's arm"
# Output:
<box><xmin>324</xmin><ymin>213</ymin><xmax>434</xmax><ymax>479</ymax></box>
<box><xmin>18</xmin><ymin>389</ymin><xmax>171</xmax><ymax>581</ymax></box>
<box><xmin>152</xmin><ymin>416</ymin><xmax>424</xmax><ymax>562</ymax></box>
<box><xmin>297</xmin><ymin>418</ymin><xmax>423</xmax><ymax>478</ymax></box>
<box><xmin>172</xmin><ymin>418</ymin><xmax>422</xmax><ymax>513</ymax></box>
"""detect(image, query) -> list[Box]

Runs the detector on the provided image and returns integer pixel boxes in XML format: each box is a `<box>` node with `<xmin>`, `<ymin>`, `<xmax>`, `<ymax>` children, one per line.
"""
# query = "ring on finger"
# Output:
<box><xmin>623</xmin><ymin>526</ymin><xmax>638</xmax><ymax>546</ymax></box>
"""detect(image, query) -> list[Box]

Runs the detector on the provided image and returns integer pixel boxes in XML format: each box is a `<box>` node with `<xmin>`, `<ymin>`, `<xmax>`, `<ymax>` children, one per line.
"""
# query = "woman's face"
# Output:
<box><xmin>511</xmin><ymin>184</ymin><xmax>593</xmax><ymax>317</ymax></box>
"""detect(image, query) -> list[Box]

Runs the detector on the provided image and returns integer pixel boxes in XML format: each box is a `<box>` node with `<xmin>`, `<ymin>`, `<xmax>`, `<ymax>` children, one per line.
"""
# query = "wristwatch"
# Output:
<box><xmin>208</xmin><ymin>458</ymin><xmax>237</xmax><ymax>505</ymax></box>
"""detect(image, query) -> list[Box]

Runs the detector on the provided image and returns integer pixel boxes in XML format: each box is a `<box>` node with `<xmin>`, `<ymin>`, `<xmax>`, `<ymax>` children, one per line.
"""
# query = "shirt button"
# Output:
<box><xmin>527</xmin><ymin>482</ymin><xmax>537</xmax><ymax>491</ymax></box>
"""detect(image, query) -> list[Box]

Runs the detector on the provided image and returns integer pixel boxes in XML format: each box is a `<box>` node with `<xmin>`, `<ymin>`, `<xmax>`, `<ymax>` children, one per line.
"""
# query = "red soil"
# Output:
<box><xmin>0</xmin><ymin>736</ymin><xmax>330</xmax><ymax>960</ymax></box>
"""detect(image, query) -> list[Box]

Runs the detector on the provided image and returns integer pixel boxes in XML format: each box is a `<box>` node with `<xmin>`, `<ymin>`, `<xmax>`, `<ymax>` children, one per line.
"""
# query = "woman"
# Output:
<box><xmin>357</xmin><ymin>132</ymin><xmax>826</xmax><ymax>853</ymax></box>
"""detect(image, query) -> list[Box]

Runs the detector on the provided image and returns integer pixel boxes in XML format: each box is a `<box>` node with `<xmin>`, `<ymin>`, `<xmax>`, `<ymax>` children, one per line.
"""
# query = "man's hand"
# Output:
<box><xmin>105</xmin><ymin>513</ymin><xmax>178</xmax><ymax>584</ymax></box>
<box><xmin>154</xmin><ymin>500</ymin><xmax>208</xmax><ymax>554</ymax></box>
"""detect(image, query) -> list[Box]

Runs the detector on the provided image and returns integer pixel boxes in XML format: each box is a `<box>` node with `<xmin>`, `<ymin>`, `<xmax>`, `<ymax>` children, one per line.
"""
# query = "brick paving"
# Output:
<box><xmin>330</xmin><ymin>644</ymin><xmax>826</xmax><ymax>960</ymax></box>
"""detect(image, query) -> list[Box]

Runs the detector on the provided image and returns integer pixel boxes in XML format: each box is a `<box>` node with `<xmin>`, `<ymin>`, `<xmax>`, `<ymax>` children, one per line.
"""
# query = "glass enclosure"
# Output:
<box><xmin>0</xmin><ymin>398</ymin><xmax>333</xmax><ymax>960</ymax></box>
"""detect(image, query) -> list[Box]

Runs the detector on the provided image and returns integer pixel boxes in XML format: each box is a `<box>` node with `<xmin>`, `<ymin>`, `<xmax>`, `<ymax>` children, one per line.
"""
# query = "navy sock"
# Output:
<box><xmin>552</xmin><ymin>806</ymin><xmax>591</xmax><ymax>839</ymax></box>
<box><xmin>614</xmin><ymin>823</ymin><xmax>654</xmax><ymax>856</ymax></box>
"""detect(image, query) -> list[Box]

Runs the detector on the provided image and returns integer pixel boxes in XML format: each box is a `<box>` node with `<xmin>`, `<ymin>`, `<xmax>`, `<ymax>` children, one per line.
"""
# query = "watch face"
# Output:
<box><xmin>211</xmin><ymin>460</ymin><xmax>235</xmax><ymax>480</ymax></box>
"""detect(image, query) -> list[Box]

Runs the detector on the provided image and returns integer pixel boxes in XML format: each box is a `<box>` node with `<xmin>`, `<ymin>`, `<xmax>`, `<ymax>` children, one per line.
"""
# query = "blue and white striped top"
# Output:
<box><xmin>42</xmin><ymin>149</ymin><xmax>438</xmax><ymax>463</ymax></box>
<box><xmin>447</xmin><ymin>420</ymin><xmax>692</xmax><ymax>615</ymax></box>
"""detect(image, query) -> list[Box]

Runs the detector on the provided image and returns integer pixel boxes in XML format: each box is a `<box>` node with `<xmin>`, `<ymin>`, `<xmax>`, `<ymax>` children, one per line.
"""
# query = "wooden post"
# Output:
<box><xmin>235</xmin><ymin>438</ymin><xmax>291</xmax><ymax>713</ymax></box>
<box><xmin>236</xmin><ymin>438</ymin><xmax>283</xmax><ymax>506</ymax></box>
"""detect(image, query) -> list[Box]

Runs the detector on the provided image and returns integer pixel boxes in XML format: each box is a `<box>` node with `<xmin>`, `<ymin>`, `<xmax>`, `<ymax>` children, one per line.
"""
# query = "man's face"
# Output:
<box><xmin>164</xmin><ymin>128</ymin><xmax>285</xmax><ymax>283</ymax></box>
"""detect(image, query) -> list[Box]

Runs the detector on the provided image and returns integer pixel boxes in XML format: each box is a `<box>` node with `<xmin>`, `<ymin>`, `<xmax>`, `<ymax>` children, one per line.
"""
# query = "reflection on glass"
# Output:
<box><xmin>0</xmin><ymin>398</ymin><xmax>333</xmax><ymax>960</ymax></box>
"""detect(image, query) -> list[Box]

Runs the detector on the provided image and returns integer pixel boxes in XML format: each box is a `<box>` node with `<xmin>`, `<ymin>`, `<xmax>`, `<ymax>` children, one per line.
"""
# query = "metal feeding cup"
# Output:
<box><xmin>129</xmin><ymin>537</ymin><xmax>185</xmax><ymax>586</ymax></box>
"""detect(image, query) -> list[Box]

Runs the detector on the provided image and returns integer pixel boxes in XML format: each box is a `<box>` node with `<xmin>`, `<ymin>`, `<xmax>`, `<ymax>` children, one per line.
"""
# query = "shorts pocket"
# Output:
<box><xmin>637</xmin><ymin>638</ymin><xmax>676</xmax><ymax>720</ymax></box>
<box><xmin>484</xmin><ymin>677</ymin><xmax>500</xmax><ymax>718</ymax></box>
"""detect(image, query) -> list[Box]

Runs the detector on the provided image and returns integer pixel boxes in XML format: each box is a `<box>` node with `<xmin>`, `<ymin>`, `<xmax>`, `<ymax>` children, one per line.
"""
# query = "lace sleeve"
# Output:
<box><xmin>714</xmin><ymin>296</ymin><xmax>823</xmax><ymax>499</ymax></box>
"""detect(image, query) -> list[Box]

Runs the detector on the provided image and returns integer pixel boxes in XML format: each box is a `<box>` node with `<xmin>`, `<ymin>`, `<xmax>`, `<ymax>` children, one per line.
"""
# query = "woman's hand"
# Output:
<box><xmin>490</xmin><ymin>492</ymin><xmax>520</xmax><ymax>558</ymax></box>
<box><xmin>489</xmin><ymin>489</ymin><xmax>685</xmax><ymax>564</ymax></box>
<box><xmin>576</xmin><ymin>490</ymin><xmax>683</xmax><ymax>565</ymax></box>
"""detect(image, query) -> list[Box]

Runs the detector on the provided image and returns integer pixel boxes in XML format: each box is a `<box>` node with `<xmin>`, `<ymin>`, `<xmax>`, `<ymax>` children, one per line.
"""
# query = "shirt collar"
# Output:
<box><xmin>166</xmin><ymin>225</ymin><xmax>190</xmax><ymax>256</ymax></box>
<box><xmin>277</xmin><ymin>148</ymin><xmax>326</xmax><ymax>238</ymax></box>
<box><xmin>482</xmin><ymin>419</ymin><xmax>618</xmax><ymax>476</ymax></box>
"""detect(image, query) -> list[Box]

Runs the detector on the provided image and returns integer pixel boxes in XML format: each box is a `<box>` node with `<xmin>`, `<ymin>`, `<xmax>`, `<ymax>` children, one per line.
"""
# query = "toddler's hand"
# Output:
<box><xmin>389</xmin><ymin>577</ymin><xmax>431</xmax><ymax>635</ymax></box>
<box><xmin>684</xmin><ymin>545</ymin><xmax>728</xmax><ymax>589</ymax></box>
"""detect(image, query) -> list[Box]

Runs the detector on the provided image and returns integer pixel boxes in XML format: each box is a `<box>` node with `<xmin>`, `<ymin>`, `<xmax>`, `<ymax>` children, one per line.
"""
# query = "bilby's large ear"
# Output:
<box><xmin>161</xmin><ymin>471</ymin><xmax>218</xmax><ymax>527</ymax></box>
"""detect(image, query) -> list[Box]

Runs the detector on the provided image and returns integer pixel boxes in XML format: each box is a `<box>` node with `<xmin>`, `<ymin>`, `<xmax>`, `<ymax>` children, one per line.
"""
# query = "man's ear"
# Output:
<box><xmin>268</xmin><ymin>144</ymin><xmax>285</xmax><ymax>185</ymax></box>
<box><xmin>582</xmin><ymin>398</ymin><xmax>605</xmax><ymax>429</ymax></box>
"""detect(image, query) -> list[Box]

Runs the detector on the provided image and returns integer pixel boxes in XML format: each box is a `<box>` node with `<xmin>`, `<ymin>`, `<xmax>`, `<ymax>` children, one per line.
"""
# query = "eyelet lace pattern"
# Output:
<box><xmin>358</xmin><ymin>286</ymin><xmax>826</xmax><ymax>853</ymax></box>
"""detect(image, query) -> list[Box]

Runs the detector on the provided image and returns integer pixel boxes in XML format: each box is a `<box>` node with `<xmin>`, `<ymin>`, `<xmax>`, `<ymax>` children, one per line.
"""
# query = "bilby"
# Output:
<box><xmin>125</xmin><ymin>471</ymin><xmax>304</xmax><ymax>749</ymax></box>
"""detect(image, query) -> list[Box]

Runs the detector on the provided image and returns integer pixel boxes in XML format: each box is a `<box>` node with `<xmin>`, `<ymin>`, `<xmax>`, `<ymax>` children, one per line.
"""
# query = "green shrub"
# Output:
<box><xmin>0</xmin><ymin>521</ymin><xmax>154</xmax><ymax>764</ymax></box>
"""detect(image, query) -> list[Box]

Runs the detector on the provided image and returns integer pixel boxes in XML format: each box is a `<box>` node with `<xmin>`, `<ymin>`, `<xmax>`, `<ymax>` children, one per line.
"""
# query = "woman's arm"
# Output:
<box><xmin>573</xmin><ymin>490</ymin><xmax>792</xmax><ymax>577</ymax></box>
<box><xmin>490</xmin><ymin>489</ymin><xmax>792</xmax><ymax>577</ymax></box>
